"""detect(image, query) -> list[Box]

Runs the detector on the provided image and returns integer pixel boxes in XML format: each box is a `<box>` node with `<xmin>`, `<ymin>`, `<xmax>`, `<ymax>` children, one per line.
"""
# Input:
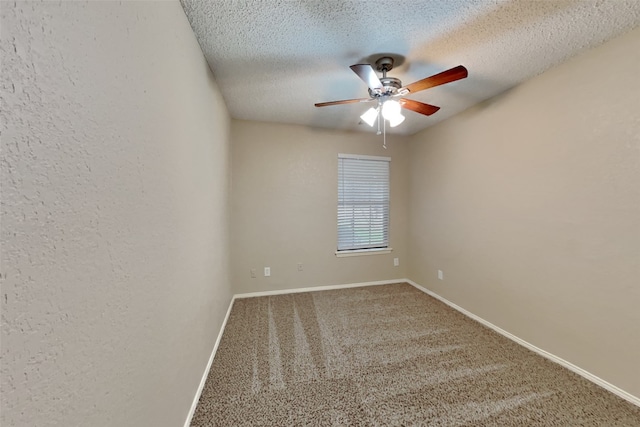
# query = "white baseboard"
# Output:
<box><xmin>233</xmin><ymin>278</ymin><xmax>406</xmax><ymax>299</ymax></box>
<box><xmin>183</xmin><ymin>298</ymin><xmax>236</xmax><ymax>427</ymax></box>
<box><xmin>405</xmin><ymin>279</ymin><xmax>640</xmax><ymax>408</ymax></box>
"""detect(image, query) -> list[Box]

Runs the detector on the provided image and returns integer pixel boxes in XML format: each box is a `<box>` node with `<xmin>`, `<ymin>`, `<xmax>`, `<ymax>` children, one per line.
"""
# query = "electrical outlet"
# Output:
<box><xmin>297</xmin><ymin>263</ymin><xmax>303</xmax><ymax>271</ymax></box>
<box><xmin>393</xmin><ymin>258</ymin><xmax>399</xmax><ymax>267</ymax></box>
<box><xmin>250</xmin><ymin>268</ymin><xmax>256</xmax><ymax>278</ymax></box>
<box><xmin>264</xmin><ymin>267</ymin><xmax>271</xmax><ymax>277</ymax></box>
<box><xmin>438</xmin><ymin>270</ymin><xmax>444</xmax><ymax>280</ymax></box>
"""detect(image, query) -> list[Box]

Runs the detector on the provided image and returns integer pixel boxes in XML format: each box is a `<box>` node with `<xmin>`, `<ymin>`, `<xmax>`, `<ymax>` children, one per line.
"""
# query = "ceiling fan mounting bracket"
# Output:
<box><xmin>375</xmin><ymin>56</ymin><xmax>395</xmax><ymax>73</ymax></box>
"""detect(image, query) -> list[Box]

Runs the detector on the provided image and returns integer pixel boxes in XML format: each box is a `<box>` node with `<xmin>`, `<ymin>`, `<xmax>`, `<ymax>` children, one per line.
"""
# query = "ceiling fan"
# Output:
<box><xmin>315</xmin><ymin>56</ymin><xmax>468</xmax><ymax>129</ymax></box>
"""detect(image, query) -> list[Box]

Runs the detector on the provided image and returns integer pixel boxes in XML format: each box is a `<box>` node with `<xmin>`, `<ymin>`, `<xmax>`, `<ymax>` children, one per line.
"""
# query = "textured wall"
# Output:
<box><xmin>230</xmin><ymin>120</ymin><xmax>409</xmax><ymax>294</ymax></box>
<box><xmin>1</xmin><ymin>2</ymin><xmax>231</xmax><ymax>426</ymax></box>
<box><xmin>407</xmin><ymin>27</ymin><xmax>640</xmax><ymax>397</ymax></box>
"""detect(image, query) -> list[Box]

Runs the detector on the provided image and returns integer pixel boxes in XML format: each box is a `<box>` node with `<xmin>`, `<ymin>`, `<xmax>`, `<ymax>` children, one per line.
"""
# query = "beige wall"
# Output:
<box><xmin>1</xmin><ymin>2</ymin><xmax>231</xmax><ymax>426</ymax></box>
<box><xmin>231</xmin><ymin>120</ymin><xmax>409</xmax><ymax>294</ymax></box>
<box><xmin>408</xmin><ymin>27</ymin><xmax>640</xmax><ymax>397</ymax></box>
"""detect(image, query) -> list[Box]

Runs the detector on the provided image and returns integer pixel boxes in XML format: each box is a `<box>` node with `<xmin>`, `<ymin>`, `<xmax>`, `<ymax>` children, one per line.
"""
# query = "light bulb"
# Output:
<box><xmin>388</xmin><ymin>113</ymin><xmax>405</xmax><ymax>128</ymax></box>
<box><xmin>360</xmin><ymin>107</ymin><xmax>378</xmax><ymax>127</ymax></box>
<box><xmin>381</xmin><ymin>100</ymin><xmax>401</xmax><ymax>120</ymax></box>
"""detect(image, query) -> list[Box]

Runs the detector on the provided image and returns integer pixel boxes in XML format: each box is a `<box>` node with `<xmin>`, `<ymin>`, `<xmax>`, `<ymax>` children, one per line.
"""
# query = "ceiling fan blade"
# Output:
<box><xmin>350</xmin><ymin>64</ymin><xmax>383</xmax><ymax>90</ymax></box>
<box><xmin>315</xmin><ymin>98</ymin><xmax>374</xmax><ymax>107</ymax></box>
<box><xmin>400</xmin><ymin>99</ymin><xmax>440</xmax><ymax>116</ymax></box>
<box><xmin>402</xmin><ymin>65</ymin><xmax>468</xmax><ymax>94</ymax></box>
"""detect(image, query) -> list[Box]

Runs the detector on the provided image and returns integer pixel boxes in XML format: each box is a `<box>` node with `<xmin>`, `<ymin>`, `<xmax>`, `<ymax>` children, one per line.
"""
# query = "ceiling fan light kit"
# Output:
<box><xmin>381</xmin><ymin>99</ymin><xmax>402</xmax><ymax>121</ymax></box>
<box><xmin>315</xmin><ymin>56</ymin><xmax>468</xmax><ymax>145</ymax></box>
<box><xmin>360</xmin><ymin>107</ymin><xmax>379</xmax><ymax>127</ymax></box>
<box><xmin>387</xmin><ymin>111</ymin><xmax>405</xmax><ymax>128</ymax></box>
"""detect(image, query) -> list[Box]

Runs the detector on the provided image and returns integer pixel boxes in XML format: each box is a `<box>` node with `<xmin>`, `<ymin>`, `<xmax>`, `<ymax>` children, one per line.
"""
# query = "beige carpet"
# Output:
<box><xmin>191</xmin><ymin>283</ymin><xmax>640</xmax><ymax>426</ymax></box>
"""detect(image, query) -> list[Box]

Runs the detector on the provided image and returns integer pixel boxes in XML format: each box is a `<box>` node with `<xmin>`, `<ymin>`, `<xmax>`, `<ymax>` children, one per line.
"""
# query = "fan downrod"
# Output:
<box><xmin>369</xmin><ymin>57</ymin><xmax>401</xmax><ymax>96</ymax></box>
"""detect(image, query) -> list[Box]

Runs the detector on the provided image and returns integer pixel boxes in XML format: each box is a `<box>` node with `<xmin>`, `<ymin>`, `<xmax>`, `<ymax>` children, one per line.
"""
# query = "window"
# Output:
<box><xmin>337</xmin><ymin>154</ymin><xmax>390</xmax><ymax>254</ymax></box>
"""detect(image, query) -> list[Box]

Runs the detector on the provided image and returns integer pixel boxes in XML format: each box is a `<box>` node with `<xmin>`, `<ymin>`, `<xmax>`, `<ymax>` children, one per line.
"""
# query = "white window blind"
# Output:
<box><xmin>337</xmin><ymin>154</ymin><xmax>390</xmax><ymax>251</ymax></box>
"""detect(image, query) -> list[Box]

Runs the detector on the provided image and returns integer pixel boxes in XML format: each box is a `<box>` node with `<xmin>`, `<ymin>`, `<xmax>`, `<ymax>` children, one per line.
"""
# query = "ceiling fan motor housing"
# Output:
<box><xmin>369</xmin><ymin>77</ymin><xmax>402</xmax><ymax>98</ymax></box>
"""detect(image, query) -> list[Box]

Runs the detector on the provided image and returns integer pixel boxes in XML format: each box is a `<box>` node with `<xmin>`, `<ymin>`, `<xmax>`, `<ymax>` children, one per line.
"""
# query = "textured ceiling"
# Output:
<box><xmin>181</xmin><ymin>0</ymin><xmax>640</xmax><ymax>135</ymax></box>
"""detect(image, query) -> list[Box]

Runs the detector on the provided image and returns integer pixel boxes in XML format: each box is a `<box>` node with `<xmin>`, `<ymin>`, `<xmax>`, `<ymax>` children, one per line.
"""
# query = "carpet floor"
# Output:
<box><xmin>191</xmin><ymin>283</ymin><xmax>640</xmax><ymax>426</ymax></box>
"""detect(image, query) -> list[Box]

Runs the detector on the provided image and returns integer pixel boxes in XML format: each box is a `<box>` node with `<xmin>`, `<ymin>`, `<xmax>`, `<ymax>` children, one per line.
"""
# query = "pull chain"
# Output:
<box><xmin>382</xmin><ymin>65</ymin><xmax>389</xmax><ymax>148</ymax></box>
<box><xmin>383</xmin><ymin>114</ymin><xmax>387</xmax><ymax>149</ymax></box>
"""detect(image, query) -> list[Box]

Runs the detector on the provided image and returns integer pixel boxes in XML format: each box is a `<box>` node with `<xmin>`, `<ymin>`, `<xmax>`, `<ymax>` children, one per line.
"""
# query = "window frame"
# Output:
<box><xmin>335</xmin><ymin>153</ymin><xmax>392</xmax><ymax>257</ymax></box>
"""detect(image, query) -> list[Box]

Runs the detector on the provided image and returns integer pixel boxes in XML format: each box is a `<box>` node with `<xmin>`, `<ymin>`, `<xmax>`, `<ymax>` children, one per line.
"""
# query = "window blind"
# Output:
<box><xmin>337</xmin><ymin>154</ymin><xmax>390</xmax><ymax>251</ymax></box>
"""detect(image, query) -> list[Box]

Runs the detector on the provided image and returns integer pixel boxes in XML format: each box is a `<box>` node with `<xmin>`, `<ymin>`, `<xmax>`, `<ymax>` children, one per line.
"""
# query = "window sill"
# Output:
<box><xmin>335</xmin><ymin>248</ymin><xmax>393</xmax><ymax>258</ymax></box>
